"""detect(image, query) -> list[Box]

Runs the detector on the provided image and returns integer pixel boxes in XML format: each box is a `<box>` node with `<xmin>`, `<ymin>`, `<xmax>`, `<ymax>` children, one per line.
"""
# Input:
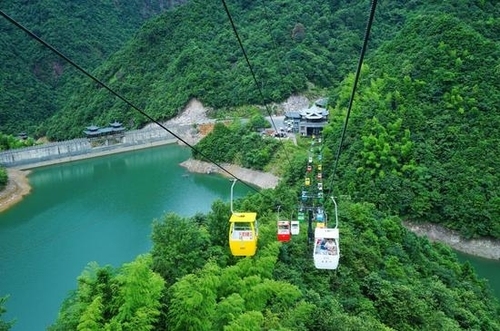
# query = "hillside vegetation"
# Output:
<box><xmin>323</xmin><ymin>12</ymin><xmax>500</xmax><ymax>239</ymax></box>
<box><xmin>181</xmin><ymin>1</ymin><xmax>500</xmax><ymax>240</ymax></box>
<box><xmin>32</xmin><ymin>0</ymin><xmax>414</xmax><ymax>139</ymax></box>
<box><xmin>0</xmin><ymin>0</ymin><xmax>185</xmax><ymax>137</ymax></box>
<box><xmin>48</xmin><ymin>199</ymin><xmax>500</xmax><ymax>330</ymax></box>
<box><xmin>2</xmin><ymin>0</ymin><xmax>500</xmax><ymax>329</ymax></box>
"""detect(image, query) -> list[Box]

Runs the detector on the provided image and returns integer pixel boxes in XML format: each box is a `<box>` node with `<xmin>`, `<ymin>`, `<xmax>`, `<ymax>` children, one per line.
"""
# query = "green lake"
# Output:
<box><xmin>0</xmin><ymin>144</ymin><xmax>498</xmax><ymax>330</ymax></box>
<box><xmin>0</xmin><ymin>145</ymin><xmax>253</xmax><ymax>331</ymax></box>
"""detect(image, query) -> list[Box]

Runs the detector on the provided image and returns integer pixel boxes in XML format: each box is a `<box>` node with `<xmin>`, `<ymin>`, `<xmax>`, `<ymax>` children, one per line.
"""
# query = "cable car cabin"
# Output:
<box><xmin>305</xmin><ymin>177</ymin><xmax>311</xmax><ymax>186</ymax></box>
<box><xmin>313</xmin><ymin>227</ymin><xmax>340</xmax><ymax>270</ymax></box>
<box><xmin>277</xmin><ymin>220</ymin><xmax>291</xmax><ymax>242</ymax></box>
<box><xmin>291</xmin><ymin>220</ymin><xmax>300</xmax><ymax>235</ymax></box>
<box><xmin>316</xmin><ymin>207</ymin><xmax>325</xmax><ymax>222</ymax></box>
<box><xmin>298</xmin><ymin>211</ymin><xmax>305</xmax><ymax>222</ymax></box>
<box><xmin>229</xmin><ymin>212</ymin><xmax>258</xmax><ymax>257</ymax></box>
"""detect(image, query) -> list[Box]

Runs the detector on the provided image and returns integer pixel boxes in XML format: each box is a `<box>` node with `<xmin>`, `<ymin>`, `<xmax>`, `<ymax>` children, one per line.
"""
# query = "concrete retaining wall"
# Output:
<box><xmin>0</xmin><ymin>127</ymin><xmax>183</xmax><ymax>168</ymax></box>
<box><xmin>0</xmin><ymin>139</ymin><xmax>91</xmax><ymax>167</ymax></box>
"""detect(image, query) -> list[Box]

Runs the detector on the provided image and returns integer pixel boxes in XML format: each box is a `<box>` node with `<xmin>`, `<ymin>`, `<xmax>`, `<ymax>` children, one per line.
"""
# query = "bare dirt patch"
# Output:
<box><xmin>0</xmin><ymin>169</ymin><xmax>31</xmax><ymax>212</ymax></box>
<box><xmin>180</xmin><ymin>159</ymin><xmax>279</xmax><ymax>190</ymax></box>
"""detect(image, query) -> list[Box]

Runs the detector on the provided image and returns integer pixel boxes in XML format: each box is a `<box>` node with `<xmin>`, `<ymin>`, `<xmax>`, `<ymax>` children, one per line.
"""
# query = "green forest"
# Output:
<box><xmin>1</xmin><ymin>0</ymin><xmax>500</xmax><ymax>329</ymax></box>
<box><xmin>0</xmin><ymin>0</ymin><xmax>186</xmax><ymax>137</ymax></box>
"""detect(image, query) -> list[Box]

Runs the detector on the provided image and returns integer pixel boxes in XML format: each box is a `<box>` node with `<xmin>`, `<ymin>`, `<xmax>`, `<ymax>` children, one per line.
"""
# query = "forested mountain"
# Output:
<box><xmin>177</xmin><ymin>0</ymin><xmax>499</xmax><ymax>239</ymax></box>
<box><xmin>2</xmin><ymin>0</ymin><xmax>500</xmax><ymax>329</ymax></box>
<box><xmin>322</xmin><ymin>9</ymin><xmax>500</xmax><ymax>239</ymax></box>
<box><xmin>0</xmin><ymin>0</ymin><xmax>186</xmax><ymax>137</ymax></box>
<box><xmin>21</xmin><ymin>0</ymin><xmax>417</xmax><ymax>140</ymax></box>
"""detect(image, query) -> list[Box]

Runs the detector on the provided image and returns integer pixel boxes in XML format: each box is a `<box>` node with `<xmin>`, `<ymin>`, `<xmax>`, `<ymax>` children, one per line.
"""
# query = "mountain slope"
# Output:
<box><xmin>324</xmin><ymin>11</ymin><xmax>500</xmax><ymax>238</ymax></box>
<box><xmin>0</xmin><ymin>0</ymin><xmax>186</xmax><ymax>137</ymax></box>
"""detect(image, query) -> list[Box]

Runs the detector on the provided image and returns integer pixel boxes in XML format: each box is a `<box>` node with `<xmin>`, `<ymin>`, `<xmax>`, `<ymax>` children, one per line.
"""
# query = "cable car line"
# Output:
<box><xmin>3</xmin><ymin>0</ymin><xmax>378</xmax><ymax>264</ymax></box>
<box><xmin>296</xmin><ymin>0</ymin><xmax>378</xmax><ymax>270</ymax></box>
<box><xmin>330</xmin><ymin>0</ymin><xmax>378</xmax><ymax>186</ymax></box>
<box><xmin>0</xmin><ymin>9</ymin><xmax>263</xmax><ymax>195</ymax></box>
<box><xmin>220</xmin><ymin>0</ymin><xmax>294</xmax><ymax>171</ymax></box>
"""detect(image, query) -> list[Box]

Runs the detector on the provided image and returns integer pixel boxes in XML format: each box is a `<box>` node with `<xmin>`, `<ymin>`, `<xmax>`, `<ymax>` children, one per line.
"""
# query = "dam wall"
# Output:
<box><xmin>0</xmin><ymin>139</ymin><xmax>91</xmax><ymax>168</ymax></box>
<box><xmin>0</xmin><ymin>126</ymin><xmax>189</xmax><ymax>169</ymax></box>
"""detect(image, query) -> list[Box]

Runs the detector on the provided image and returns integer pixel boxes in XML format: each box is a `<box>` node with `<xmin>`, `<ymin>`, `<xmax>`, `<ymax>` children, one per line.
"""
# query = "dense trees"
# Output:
<box><xmin>192</xmin><ymin>119</ymin><xmax>281</xmax><ymax>171</ymax></box>
<box><xmin>4</xmin><ymin>0</ymin><xmax>497</xmax><ymax>238</ymax></box>
<box><xmin>0</xmin><ymin>0</ymin><xmax>183</xmax><ymax>136</ymax></box>
<box><xmin>4</xmin><ymin>0</ymin><xmax>500</xmax><ymax>328</ymax></box>
<box><xmin>49</xmin><ymin>255</ymin><xmax>164</xmax><ymax>331</ymax></box>
<box><xmin>0</xmin><ymin>133</ymin><xmax>36</xmax><ymax>151</ymax></box>
<box><xmin>50</xmin><ymin>196</ymin><xmax>500</xmax><ymax>330</ymax></box>
<box><xmin>0</xmin><ymin>168</ymin><xmax>7</xmax><ymax>190</ymax></box>
<box><xmin>4</xmin><ymin>0</ymin><xmax>414</xmax><ymax>140</ymax></box>
<box><xmin>0</xmin><ymin>296</ymin><xmax>13</xmax><ymax>331</ymax></box>
<box><xmin>322</xmin><ymin>12</ymin><xmax>500</xmax><ymax>239</ymax></box>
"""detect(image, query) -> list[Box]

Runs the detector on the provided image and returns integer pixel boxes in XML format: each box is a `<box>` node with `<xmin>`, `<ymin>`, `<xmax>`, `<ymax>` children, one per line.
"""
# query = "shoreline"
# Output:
<box><xmin>0</xmin><ymin>168</ymin><xmax>32</xmax><ymax>212</ymax></box>
<box><xmin>0</xmin><ymin>140</ymin><xmax>180</xmax><ymax>212</ymax></box>
<box><xmin>1</xmin><ymin>152</ymin><xmax>499</xmax><ymax>260</ymax></box>
<box><xmin>1</xmin><ymin>96</ymin><xmax>499</xmax><ymax>259</ymax></box>
<box><xmin>403</xmin><ymin>221</ymin><xmax>500</xmax><ymax>260</ymax></box>
<box><xmin>179</xmin><ymin>158</ymin><xmax>279</xmax><ymax>190</ymax></box>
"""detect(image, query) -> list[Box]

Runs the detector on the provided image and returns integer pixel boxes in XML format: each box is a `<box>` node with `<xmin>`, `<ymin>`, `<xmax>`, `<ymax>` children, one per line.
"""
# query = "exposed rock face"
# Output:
<box><xmin>180</xmin><ymin>159</ymin><xmax>279</xmax><ymax>190</ymax></box>
<box><xmin>403</xmin><ymin>221</ymin><xmax>500</xmax><ymax>260</ymax></box>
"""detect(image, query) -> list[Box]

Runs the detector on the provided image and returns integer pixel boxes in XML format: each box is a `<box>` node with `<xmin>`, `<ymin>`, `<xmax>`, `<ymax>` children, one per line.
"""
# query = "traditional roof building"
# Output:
<box><xmin>84</xmin><ymin>122</ymin><xmax>125</xmax><ymax>146</ymax></box>
<box><xmin>84</xmin><ymin>122</ymin><xmax>125</xmax><ymax>138</ymax></box>
<box><xmin>285</xmin><ymin>98</ymin><xmax>329</xmax><ymax>136</ymax></box>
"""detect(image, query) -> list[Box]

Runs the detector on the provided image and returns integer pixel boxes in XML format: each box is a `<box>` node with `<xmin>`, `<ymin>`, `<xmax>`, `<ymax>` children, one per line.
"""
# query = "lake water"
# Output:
<box><xmin>0</xmin><ymin>144</ymin><xmax>499</xmax><ymax>330</ymax></box>
<box><xmin>455</xmin><ymin>251</ymin><xmax>500</xmax><ymax>299</ymax></box>
<box><xmin>0</xmin><ymin>144</ymin><xmax>253</xmax><ymax>331</ymax></box>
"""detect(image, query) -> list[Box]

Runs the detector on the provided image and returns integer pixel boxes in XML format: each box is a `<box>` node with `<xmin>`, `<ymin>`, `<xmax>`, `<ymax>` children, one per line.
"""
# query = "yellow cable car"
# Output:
<box><xmin>229</xmin><ymin>212</ymin><xmax>258</xmax><ymax>256</ymax></box>
<box><xmin>228</xmin><ymin>180</ymin><xmax>258</xmax><ymax>257</ymax></box>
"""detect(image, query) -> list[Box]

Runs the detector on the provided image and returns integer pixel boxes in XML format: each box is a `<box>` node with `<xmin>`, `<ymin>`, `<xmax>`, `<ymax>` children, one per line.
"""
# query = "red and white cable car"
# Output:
<box><xmin>277</xmin><ymin>220</ymin><xmax>291</xmax><ymax>242</ymax></box>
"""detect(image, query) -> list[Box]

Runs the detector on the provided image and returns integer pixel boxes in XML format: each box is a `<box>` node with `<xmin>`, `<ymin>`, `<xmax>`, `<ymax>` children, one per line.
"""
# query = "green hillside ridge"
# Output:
<box><xmin>39</xmin><ymin>0</ymin><xmax>409</xmax><ymax>140</ymax></box>
<box><xmin>321</xmin><ymin>13</ymin><xmax>500</xmax><ymax>239</ymax></box>
<box><xmin>0</xmin><ymin>0</ymin><xmax>186</xmax><ymax>137</ymax></box>
<box><xmin>2</xmin><ymin>0</ymin><xmax>500</xmax><ymax>329</ymax></box>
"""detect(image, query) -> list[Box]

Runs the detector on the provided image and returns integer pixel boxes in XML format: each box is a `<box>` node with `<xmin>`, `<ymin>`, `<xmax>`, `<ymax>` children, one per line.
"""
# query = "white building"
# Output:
<box><xmin>284</xmin><ymin>98</ymin><xmax>329</xmax><ymax>136</ymax></box>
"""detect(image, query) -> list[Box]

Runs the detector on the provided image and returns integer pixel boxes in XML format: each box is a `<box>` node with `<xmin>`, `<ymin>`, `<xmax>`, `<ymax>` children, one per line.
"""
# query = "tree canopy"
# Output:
<box><xmin>49</xmin><ymin>196</ymin><xmax>500</xmax><ymax>330</ymax></box>
<box><xmin>2</xmin><ymin>0</ymin><xmax>500</xmax><ymax>329</ymax></box>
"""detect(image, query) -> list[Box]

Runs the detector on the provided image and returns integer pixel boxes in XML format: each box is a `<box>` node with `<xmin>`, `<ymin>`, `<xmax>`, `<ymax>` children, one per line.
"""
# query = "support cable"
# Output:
<box><xmin>220</xmin><ymin>0</ymin><xmax>294</xmax><ymax>171</ymax></box>
<box><xmin>329</xmin><ymin>0</ymin><xmax>378</xmax><ymax>191</ymax></box>
<box><xmin>0</xmin><ymin>9</ymin><xmax>261</xmax><ymax>194</ymax></box>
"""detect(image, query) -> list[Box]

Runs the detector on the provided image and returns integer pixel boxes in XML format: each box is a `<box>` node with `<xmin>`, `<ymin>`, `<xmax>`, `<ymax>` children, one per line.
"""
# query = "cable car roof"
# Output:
<box><xmin>229</xmin><ymin>212</ymin><xmax>257</xmax><ymax>223</ymax></box>
<box><xmin>315</xmin><ymin>227</ymin><xmax>339</xmax><ymax>238</ymax></box>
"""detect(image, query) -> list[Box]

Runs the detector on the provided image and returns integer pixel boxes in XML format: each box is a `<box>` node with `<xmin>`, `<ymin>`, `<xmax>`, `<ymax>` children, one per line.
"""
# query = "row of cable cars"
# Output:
<box><xmin>306</xmin><ymin>136</ymin><xmax>340</xmax><ymax>269</ymax></box>
<box><xmin>228</xmin><ymin>196</ymin><xmax>340</xmax><ymax>269</ymax></box>
<box><xmin>313</xmin><ymin>197</ymin><xmax>340</xmax><ymax>270</ymax></box>
<box><xmin>227</xmin><ymin>135</ymin><xmax>340</xmax><ymax>270</ymax></box>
